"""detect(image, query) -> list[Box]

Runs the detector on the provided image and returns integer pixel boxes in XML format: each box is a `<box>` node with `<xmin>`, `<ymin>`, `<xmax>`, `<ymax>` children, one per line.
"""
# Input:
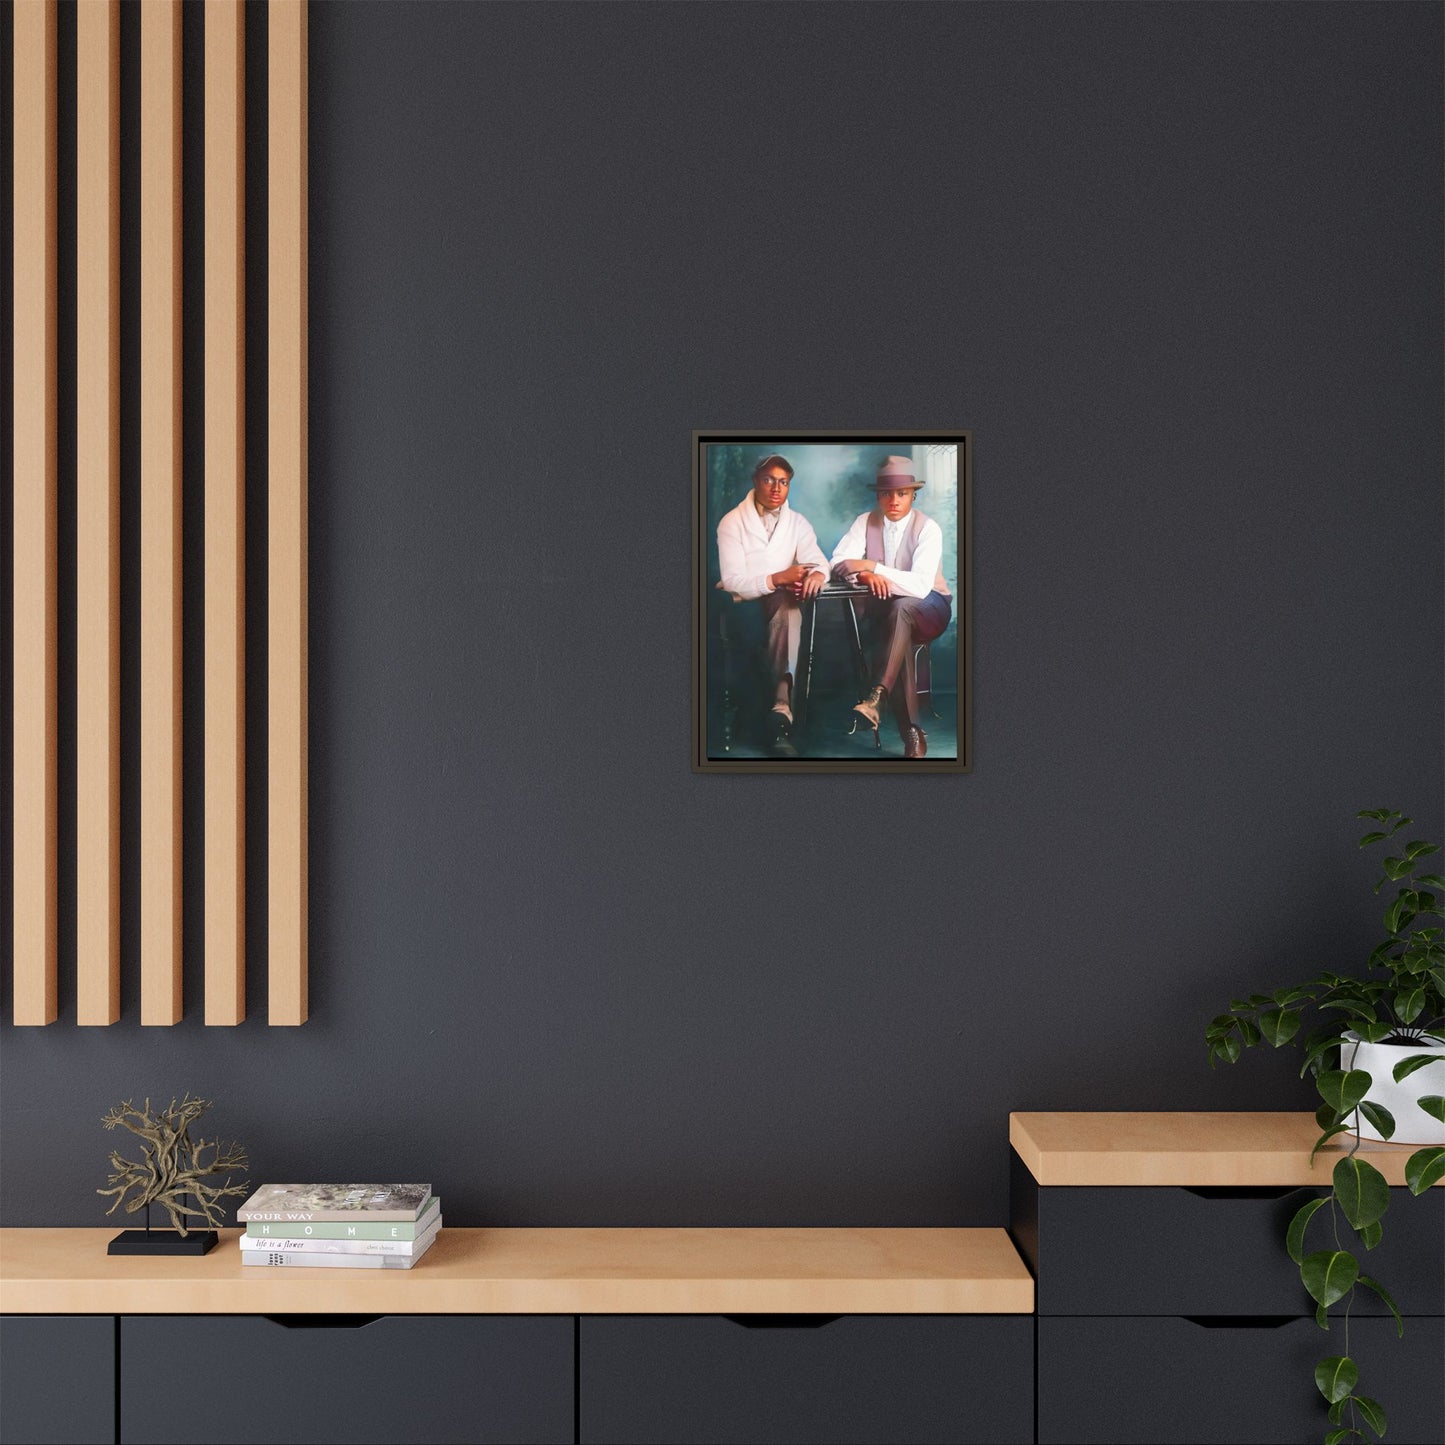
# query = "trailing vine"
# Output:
<box><xmin>1206</xmin><ymin>810</ymin><xmax>1445</xmax><ymax>1443</ymax></box>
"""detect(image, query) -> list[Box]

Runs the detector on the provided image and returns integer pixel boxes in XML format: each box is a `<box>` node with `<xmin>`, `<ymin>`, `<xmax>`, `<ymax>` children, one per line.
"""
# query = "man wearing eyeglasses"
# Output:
<box><xmin>715</xmin><ymin>453</ymin><xmax>830</xmax><ymax>757</ymax></box>
<box><xmin>830</xmin><ymin>454</ymin><xmax>951</xmax><ymax>759</ymax></box>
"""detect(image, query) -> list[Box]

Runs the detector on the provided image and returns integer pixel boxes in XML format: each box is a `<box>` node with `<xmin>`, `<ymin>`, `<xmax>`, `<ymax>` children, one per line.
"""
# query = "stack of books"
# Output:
<box><xmin>236</xmin><ymin>1184</ymin><xmax>441</xmax><ymax>1270</ymax></box>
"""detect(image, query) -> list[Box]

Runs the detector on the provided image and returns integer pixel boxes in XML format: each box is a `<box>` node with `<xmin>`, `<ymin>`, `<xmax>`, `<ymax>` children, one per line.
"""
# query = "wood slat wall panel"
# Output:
<box><xmin>140</xmin><ymin>0</ymin><xmax>184</xmax><ymax>1025</ymax></box>
<box><xmin>75</xmin><ymin>0</ymin><xmax>121</xmax><ymax>1026</ymax></box>
<box><xmin>13</xmin><ymin>1</ymin><xmax>311</xmax><ymax>1027</ymax></box>
<box><xmin>12</xmin><ymin>0</ymin><xmax>59</xmax><ymax>1026</ymax></box>
<box><xmin>204</xmin><ymin>0</ymin><xmax>246</xmax><ymax>1024</ymax></box>
<box><xmin>268</xmin><ymin>0</ymin><xmax>308</xmax><ymax>1024</ymax></box>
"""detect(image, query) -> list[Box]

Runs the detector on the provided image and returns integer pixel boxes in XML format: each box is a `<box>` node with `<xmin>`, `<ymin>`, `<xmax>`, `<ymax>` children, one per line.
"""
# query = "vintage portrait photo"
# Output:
<box><xmin>693</xmin><ymin>433</ymin><xmax>971</xmax><ymax>773</ymax></box>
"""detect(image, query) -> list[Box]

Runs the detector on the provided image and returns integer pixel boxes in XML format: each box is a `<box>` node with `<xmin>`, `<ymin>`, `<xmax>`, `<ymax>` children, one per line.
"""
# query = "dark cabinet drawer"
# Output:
<box><xmin>1038</xmin><ymin>1314</ymin><xmax>1445</xmax><ymax>1444</ymax></box>
<box><xmin>0</xmin><ymin>1316</ymin><xmax>115</xmax><ymax>1445</ymax></box>
<box><xmin>579</xmin><ymin>1314</ymin><xmax>1032</xmax><ymax>1444</ymax></box>
<box><xmin>120</xmin><ymin>1315</ymin><xmax>572</xmax><ymax>1444</ymax></box>
<box><xmin>1011</xmin><ymin>1151</ymin><xmax>1445</xmax><ymax>1316</ymax></box>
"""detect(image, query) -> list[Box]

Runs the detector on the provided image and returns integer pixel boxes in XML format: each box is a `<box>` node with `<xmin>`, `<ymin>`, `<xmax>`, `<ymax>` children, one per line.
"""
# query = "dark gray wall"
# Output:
<box><xmin>3</xmin><ymin>1</ymin><xmax>1442</xmax><ymax>1227</ymax></box>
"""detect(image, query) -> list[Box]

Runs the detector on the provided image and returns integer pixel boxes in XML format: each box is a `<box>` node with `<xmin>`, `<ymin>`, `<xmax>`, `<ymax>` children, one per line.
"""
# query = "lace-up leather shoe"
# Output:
<box><xmin>851</xmin><ymin>685</ymin><xmax>886</xmax><ymax>731</ymax></box>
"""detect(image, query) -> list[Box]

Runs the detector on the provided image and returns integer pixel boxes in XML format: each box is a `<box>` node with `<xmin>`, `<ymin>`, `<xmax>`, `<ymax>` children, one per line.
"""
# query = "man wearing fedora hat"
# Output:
<box><xmin>715</xmin><ymin>453</ymin><xmax>830</xmax><ymax>756</ymax></box>
<box><xmin>829</xmin><ymin>454</ymin><xmax>952</xmax><ymax>759</ymax></box>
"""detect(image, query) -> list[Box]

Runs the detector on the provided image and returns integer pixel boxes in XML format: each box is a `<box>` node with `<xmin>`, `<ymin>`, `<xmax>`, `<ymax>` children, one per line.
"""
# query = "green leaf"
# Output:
<box><xmin>1315</xmin><ymin>1300</ymin><xmax>1330</xmax><ymax>1329</ymax></box>
<box><xmin>1353</xmin><ymin>1021</ymin><xmax>1394</xmax><ymax>1044</ymax></box>
<box><xmin>1312</xmin><ymin>1123</ymin><xmax>1354</xmax><ymax>1163</ymax></box>
<box><xmin>1209</xmin><ymin>1036</ymin><xmax>1241</xmax><ymax>1067</ymax></box>
<box><xmin>1273</xmin><ymin>986</ymin><xmax>1314</xmax><ymax>1005</ymax></box>
<box><xmin>1328</xmin><ymin>1424</ymin><xmax>1376</xmax><ymax>1445</ymax></box>
<box><xmin>1357</xmin><ymin>1219</ymin><xmax>1382</xmax><ymax>1250</ymax></box>
<box><xmin>1318</xmin><ymin>1069</ymin><xmax>1372</xmax><ymax>1115</ymax></box>
<box><xmin>1404</xmin><ymin>840</ymin><xmax>1440</xmax><ymax>861</ymax></box>
<box><xmin>1358</xmin><ymin>1101</ymin><xmax>1395</xmax><ymax>1140</ymax></box>
<box><xmin>1333</xmin><ymin>1157</ymin><xmax>1390</xmax><ymax>1230</ymax></box>
<box><xmin>1237</xmin><ymin>1016</ymin><xmax>1262</xmax><ymax>1047</ymax></box>
<box><xmin>1302</xmin><ymin>1032</ymin><xmax>1345</xmax><ymax>1078</ymax></box>
<box><xmin>1405</xmin><ymin>1147</ymin><xmax>1445</xmax><ymax>1194</ymax></box>
<box><xmin>1358</xmin><ymin>831</ymin><xmax>1388</xmax><ymax>846</ymax></box>
<box><xmin>1259</xmin><ymin>1007</ymin><xmax>1300</xmax><ymax>1047</ymax></box>
<box><xmin>1286</xmin><ymin>1195</ymin><xmax>1328</xmax><ymax>1264</ymax></box>
<box><xmin>1357</xmin><ymin>809</ymin><xmax>1389</xmax><ymax>821</ymax></box>
<box><xmin>1302</xmin><ymin>1249</ymin><xmax>1359</xmax><ymax>1307</ymax></box>
<box><xmin>1354</xmin><ymin>1394</ymin><xmax>1387</xmax><ymax>1438</ymax></box>
<box><xmin>1390</xmin><ymin>815</ymin><xmax>1412</xmax><ymax>834</ymax></box>
<box><xmin>1384</xmin><ymin>855</ymin><xmax>1411</xmax><ymax>880</ymax></box>
<box><xmin>1392</xmin><ymin>1053</ymin><xmax>1443</xmax><ymax>1083</ymax></box>
<box><xmin>1417</xmin><ymin>1095</ymin><xmax>1445</xmax><ymax>1124</ymax></box>
<box><xmin>1315</xmin><ymin>1355</ymin><xmax>1358</xmax><ymax>1404</ymax></box>
<box><xmin>1316</xmin><ymin>1102</ymin><xmax>1343</xmax><ymax>1130</ymax></box>
<box><xmin>1328</xmin><ymin>1399</ymin><xmax>1347</xmax><ymax>1426</ymax></box>
<box><xmin>1395</xmin><ymin>988</ymin><xmax>1425</xmax><ymax>1024</ymax></box>
<box><xmin>1357</xmin><ymin>1275</ymin><xmax>1403</xmax><ymax>1337</ymax></box>
<box><xmin>1416</xmin><ymin>873</ymin><xmax>1445</xmax><ymax>891</ymax></box>
<box><xmin>1320</xmin><ymin>1001</ymin><xmax>1379</xmax><ymax>1021</ymax></box>
<box><xmin>1367</xmin><ymin>939</ymin><xmax>1398</xmax><ymax>969</ymax></box>
<box><xmin>1385</xmin><ymin>891</ymin><xmax>1418</xmax><ymax>934</ymax></box>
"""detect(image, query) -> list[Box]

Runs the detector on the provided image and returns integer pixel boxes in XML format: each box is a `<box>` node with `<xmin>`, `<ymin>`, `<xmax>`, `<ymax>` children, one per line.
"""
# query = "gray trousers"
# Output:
<box><xmin>726</xmin><ymin>590</ymin><xmax>803</xmax><ymax>709</ymax></box>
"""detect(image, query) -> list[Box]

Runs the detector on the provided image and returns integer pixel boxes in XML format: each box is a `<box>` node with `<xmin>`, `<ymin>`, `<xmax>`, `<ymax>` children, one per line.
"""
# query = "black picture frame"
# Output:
<box><xmin>693</xmin><ymin>431</ymin><xmax>973</xmax><ymax>774</ymax></box>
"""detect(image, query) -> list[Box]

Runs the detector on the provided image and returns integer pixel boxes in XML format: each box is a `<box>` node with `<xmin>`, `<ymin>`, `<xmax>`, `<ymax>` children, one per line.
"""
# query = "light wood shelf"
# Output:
<box><xmin>0</xmin><ymin>1227</ymin><xmax>1033</xmax><ymax>1316</ymax></box>
<box><xmin>1010</xmin><ymin>1111</ymin><xmax>1442</xmax><ymax>1188</ymax></box>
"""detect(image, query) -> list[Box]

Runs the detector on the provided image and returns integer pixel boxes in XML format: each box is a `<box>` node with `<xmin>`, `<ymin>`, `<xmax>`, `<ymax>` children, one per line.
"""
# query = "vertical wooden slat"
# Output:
<box><xmin>76</xmin><ymin>0</ymin><xmax>121</xmax><ymax>1026</ymax></box>
<box><xmin>205</xmin><ymin>0</ymin><xmax>245</xmax><ymax>1025</ymax></box>
<box><xmin>140</xmin><ymin>0</ymin><xmax>183</xmax><ymax>1024</ymax></box>
<box><xmin>11</xmin><ymin>1</ymin><xmax>58</xmax><ymax>1026</ymax></box>
<box><xmin>268</xmin><ymin>0</ymin><xmax>308</xmax><ymax>1024</ymax></box>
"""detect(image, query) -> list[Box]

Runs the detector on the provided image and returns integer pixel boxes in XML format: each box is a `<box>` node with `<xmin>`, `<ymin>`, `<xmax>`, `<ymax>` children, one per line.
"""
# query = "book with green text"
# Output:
<box><xmin>244</xmin><ymin>1197</ymin><xmax>440</xmax><ymax>1240</ymax></box>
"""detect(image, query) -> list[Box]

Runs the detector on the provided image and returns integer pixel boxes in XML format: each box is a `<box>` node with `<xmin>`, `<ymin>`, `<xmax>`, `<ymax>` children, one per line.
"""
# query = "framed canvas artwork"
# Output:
<box><xmin>693</xmin><ymin>432</ymin><xmax>972</xmax><ymax>774</ymax></box>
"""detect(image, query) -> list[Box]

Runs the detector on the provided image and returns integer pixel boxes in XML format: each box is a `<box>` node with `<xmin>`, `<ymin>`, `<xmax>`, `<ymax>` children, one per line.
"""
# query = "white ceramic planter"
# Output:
<box><xmin>1341</xmin><ymin>1031</ymin><xmax>1445</xmax><ymax>1145</ymax></box>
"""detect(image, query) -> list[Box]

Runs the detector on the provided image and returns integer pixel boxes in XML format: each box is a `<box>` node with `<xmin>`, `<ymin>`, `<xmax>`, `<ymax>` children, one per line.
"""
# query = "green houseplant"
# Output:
<box><xmin>1205</xmin><ymin>809</ymin><xmax>1445</xmax><ymax>1445</ymax></box>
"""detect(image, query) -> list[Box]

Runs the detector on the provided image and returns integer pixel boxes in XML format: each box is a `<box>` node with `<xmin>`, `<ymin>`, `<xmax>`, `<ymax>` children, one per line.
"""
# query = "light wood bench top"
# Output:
<box><xmin>0</xmin><ymin>1227</ymin><xmax>1034</xmax><ymax>1315</ymax></box>
<box><xmin>1010</xmin><ymin>1112</ymin><xmax>1440</xmax><ymax>1187</ymax></box>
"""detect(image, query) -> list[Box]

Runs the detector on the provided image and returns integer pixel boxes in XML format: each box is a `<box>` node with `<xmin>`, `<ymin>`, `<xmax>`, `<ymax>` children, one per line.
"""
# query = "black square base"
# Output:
<box><xmin>108</xmin><ymin>1229</ymin><xmax>218</xmax><ymax>1256</ymax></box>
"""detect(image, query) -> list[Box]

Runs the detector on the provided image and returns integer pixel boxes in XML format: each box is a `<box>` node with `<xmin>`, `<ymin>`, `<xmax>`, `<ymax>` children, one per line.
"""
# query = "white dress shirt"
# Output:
<box><xmin>829</xmin><ymin>509</ymin><xmax>946</xmax><ymax>599</ymax></box>
<box><xmin>882</xmin><ymin>515</ymin><xmax>908</xmax><ymax>568</ymax></box>
<box><xmin>716</xmin><ymin>497</ymin><xmax>830</xmax><ymax>601</ymax></box>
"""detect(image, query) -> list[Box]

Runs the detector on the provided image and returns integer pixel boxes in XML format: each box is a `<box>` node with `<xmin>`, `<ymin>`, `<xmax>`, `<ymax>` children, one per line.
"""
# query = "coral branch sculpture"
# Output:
<box><xmin>98</xmin><ymin>1096</ymin><xmax>249</xmax><ymax>1236</ymax></box>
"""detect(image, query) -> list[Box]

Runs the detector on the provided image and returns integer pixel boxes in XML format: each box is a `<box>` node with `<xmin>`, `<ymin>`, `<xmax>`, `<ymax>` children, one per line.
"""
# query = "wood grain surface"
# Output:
<box><xmin>1010</xmin><ymin>1112</ymin><xmax>1442</xmax><ymax>1188</ymax></box>
<box><xmin>0</xmin><ymin>1227</ymin><xmax>1033</xmax><ymax>1315</ymax></box>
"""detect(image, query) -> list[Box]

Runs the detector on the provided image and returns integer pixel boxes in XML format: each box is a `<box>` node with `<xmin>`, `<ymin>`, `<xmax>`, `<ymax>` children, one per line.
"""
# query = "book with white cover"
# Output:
<box><xmin>239</xmin><ymin>1217</ymin><xmax>441</xmax><ymax>1256</ymax></box>
<box><xmin>242</xmin><ymin>1231</ymin><xmax>438</xmax><ymax>1270</ymax></box>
